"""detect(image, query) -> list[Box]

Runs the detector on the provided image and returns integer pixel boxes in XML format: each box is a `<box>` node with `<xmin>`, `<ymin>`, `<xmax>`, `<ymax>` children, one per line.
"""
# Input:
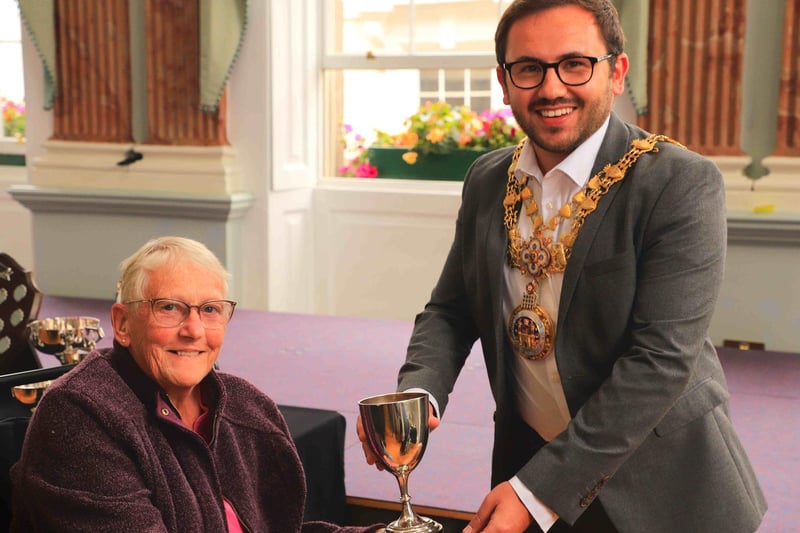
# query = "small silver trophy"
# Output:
<box><xmin>359</xmin><ymin>391</ymin><xmax>443</xmax><ymax>533</ymax></box>
<box><xmin>11</xmin><ymin>380</ymin><xmax>52</xmax><ymax>412</ymax></box>
<box><xmin>28</xmin><ymin>316</ymin><xmax>104</xmax><ymax>365</ymax></box>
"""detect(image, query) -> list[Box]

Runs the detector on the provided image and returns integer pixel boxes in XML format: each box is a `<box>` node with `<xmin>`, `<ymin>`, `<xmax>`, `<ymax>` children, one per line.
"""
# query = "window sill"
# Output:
<box><xmin>319</xmin><ymin>176</ymin><xmax>463</xmax><ymax>195</ymax></box>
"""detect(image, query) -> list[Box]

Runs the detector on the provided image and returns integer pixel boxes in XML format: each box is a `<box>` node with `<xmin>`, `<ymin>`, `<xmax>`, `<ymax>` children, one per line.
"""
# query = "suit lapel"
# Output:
<box><xmin>557</xmin><ymin>115</ymin><xmax>635</xmax><ymax>328</ymax></box>
<box><xmin>484</xmin><ymin>153</ymin><xmax>514</xmax><ymax>372</ymax></box>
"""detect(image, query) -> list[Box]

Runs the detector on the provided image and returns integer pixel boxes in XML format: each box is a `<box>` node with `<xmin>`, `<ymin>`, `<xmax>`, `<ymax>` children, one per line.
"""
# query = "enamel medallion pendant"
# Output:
<box><xmin>508</xmin><ymin>284</ymin><xmax>554</xmax><ymax>360</ymax></box>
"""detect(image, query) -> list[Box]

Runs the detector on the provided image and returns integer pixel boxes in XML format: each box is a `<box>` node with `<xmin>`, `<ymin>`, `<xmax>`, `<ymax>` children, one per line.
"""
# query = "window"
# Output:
<box><xmin>322</xmin><ymin>0</ymin><xmax>512</xmax><ymax>177</ymax></box>
<box><xmin>0</xmin><ymin>0</ymin><xmax>25</xmax><ymax>161</ymax></box>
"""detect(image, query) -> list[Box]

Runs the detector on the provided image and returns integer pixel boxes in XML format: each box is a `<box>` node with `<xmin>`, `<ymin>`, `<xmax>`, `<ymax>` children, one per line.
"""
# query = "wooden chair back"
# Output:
<box><xmin>0</xmin><ymin>254</ymin><xmax>43</xmax><ymax>374</ymax></box>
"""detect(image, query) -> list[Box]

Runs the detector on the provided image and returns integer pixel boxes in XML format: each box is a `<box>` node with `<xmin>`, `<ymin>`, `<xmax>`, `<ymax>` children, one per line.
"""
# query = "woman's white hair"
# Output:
<box><xmin>116</xmin><ymin>236</ymin><xmax>230</xmax><ymax>303</ymax></box>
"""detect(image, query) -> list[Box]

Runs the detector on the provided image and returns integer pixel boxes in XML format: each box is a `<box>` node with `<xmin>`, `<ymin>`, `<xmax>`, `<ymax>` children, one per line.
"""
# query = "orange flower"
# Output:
<box><xmin>395</xmin><ymin>131</ymin><xmax>419</xmax><ymax>147</ymax></box>
<box><xmin>402</xmin><ymin>151</ymin><xmax>419</xmax><ymax>165</ymax></box>
<box><xmin>426</xmin><ymin>129</ymin><xmax>446</xmax><ymax>144</ymax></box>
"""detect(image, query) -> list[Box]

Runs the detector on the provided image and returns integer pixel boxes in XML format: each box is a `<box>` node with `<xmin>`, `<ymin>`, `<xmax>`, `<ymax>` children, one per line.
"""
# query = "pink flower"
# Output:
<box><xmin>354</xmin><ymin>163</ymin><xmax>378</xmax><ymax>178</ymax></box>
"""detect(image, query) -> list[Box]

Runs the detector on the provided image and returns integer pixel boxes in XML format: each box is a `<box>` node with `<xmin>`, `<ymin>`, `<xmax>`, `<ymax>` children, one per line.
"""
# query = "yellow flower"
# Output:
<box><xmin>426</xmin><ymin>129</ymin><xmax>446</xmax><ymax>144</ymax></box>
<box><xmin>402</xmin><ymin>151</ymin><xmax>418</xmax><ymax>165</ymax></box>
<box><xmin>395</xmin><ymin>131</ymin><xmax>419</xmax><ymax>147</ymax></box>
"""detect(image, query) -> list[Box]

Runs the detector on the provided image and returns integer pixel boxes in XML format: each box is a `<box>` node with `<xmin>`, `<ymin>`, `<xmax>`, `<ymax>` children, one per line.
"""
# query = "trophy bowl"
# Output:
<box><xmin>28</xmin><ymin>316</ymin><xmax>104</xmax><ymax>365</ymax></box>
<box><xmin>359</xmin><ymin>391</ymin><xmax>442</xmax><ymax>533</ymax></box>
<box><xmin>11</xmin><ymin>380</ymin><xmax>52</xmax><ymax>411</ymax></box>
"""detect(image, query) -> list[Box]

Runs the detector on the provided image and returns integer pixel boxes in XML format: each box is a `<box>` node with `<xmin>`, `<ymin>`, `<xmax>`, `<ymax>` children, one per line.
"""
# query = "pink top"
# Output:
<box><xmin>223</xmin><ymin>499</ymin><xmax>245</xmax><ymax>533</ymax></box>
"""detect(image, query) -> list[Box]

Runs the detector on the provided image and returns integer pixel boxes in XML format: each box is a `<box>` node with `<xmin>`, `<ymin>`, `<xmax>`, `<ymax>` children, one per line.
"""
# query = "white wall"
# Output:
<box><xmin>714</xmin><ymin>242</ymin><xmax>800</xmax><ymax>351</ymax></box>
<box><xmin>315</xmin><ymin>178</ymin><xmax>462</xmax><ymax>320</ymax></box>
<box><xmin>0</xmin><ymin>164</ymin><xmax>31</xmax><ymax>267</ymax></box>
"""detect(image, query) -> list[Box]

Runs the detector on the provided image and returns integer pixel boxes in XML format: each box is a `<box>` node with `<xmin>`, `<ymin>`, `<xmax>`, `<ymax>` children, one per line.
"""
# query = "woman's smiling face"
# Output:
<box><xmin>112</xmin><ymin>259</ymin><xmax>227</xmax><ymax>397</ymax></box>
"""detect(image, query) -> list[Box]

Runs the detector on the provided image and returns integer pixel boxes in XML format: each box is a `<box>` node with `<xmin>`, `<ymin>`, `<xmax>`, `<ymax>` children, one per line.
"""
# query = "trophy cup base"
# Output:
<box><xmin>386</xmin><ymin>515</ymin><xmax>443</xmax><ymax>533</ymax></box>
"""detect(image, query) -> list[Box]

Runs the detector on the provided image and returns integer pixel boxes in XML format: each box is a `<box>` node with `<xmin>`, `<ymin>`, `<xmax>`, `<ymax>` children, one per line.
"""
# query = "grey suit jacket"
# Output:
<box><xmin>398</xmin><ymin>113</ymin><xmax>767</xmax><ymax>533</ymax></box>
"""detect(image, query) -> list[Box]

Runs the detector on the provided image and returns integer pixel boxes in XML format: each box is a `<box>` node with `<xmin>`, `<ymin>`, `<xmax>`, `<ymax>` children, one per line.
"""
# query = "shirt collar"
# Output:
<box><xmin>515</xmin><ymin>115</ymin><xmax>611</xmax><ymax>188</ymax></box>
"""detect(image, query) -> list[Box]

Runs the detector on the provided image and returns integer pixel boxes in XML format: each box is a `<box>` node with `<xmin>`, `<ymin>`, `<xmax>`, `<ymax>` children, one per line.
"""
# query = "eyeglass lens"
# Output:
<box><xmin>508</xmin><ymin>57</ymin><xmax>597</xmax><ymax>89</ymax></box>
<box><xmin>150</xmin><ymin>299</ymin><xmax>234</xmax><ymax>328</ymax></box>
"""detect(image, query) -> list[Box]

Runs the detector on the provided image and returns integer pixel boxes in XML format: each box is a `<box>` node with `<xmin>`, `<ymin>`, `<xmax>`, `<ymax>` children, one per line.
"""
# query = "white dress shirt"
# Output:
<box><xmin>506</xmin><ymin>117</ymin><xmax>610</xmax><ymax>531</ymax></box>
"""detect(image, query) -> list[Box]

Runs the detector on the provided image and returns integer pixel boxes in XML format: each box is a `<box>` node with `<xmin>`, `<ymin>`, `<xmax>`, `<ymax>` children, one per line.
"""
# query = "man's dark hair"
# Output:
<box><xmin>494</xmin><ymin>0</ymin><xmax>625</xmax><ymax>65</ymax></box>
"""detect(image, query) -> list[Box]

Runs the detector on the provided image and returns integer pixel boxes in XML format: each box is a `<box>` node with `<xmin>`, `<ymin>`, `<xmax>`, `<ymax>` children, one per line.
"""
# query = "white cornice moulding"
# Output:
<box><xmin>701</xmin><ymin>155</ymin><xmax>800</xmax><ymax>245</ymax></box>
<box><xmin>8</xmin><ymin>185</ymin><xmax>254</xmax><ymax>222</ymax></box>
<box><xmin>726</xmin><ymin>209</ymin><xmax>800</xmax><ymax>246</ymax></box>
<box><xmin>714</xmin><ymin>155</ymin><xmax>800</xmax><ymax>210</ymax></box>
<box><xmin>28</xmin><ymin>140</ymin><xmax>245</xmax><ymax>195</ymax></box>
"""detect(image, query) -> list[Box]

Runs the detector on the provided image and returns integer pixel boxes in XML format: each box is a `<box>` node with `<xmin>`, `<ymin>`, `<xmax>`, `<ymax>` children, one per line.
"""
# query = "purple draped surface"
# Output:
<box><xmin>37</xmin><ymin>296</ymin><xmax>799</xmax><ymax>531</ymax></box>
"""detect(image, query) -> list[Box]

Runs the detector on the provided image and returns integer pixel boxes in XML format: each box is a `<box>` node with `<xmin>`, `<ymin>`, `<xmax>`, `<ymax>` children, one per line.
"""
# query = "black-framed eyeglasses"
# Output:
<box><xmin>503</xmin><ymin>54</ymin><xmax>615</xmax><ymax>90</ymax></box>
<box><xmin>125</xmin><ymin>298</ymin><xmax>237</xmax><ymax>329</ymax></box>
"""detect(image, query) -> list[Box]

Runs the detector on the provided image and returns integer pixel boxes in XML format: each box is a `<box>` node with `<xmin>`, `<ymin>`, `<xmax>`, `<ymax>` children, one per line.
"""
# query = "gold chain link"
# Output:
<box><xmin>504</xmin><ymin>134</ymin><xmax>685</xmax><ymax>278</ymax></box>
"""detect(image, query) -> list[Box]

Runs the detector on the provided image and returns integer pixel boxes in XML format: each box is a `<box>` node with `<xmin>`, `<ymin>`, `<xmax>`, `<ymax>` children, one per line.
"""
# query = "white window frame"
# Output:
<box><xmin>320</xmin><ymin>0</ymin><xmax>512</xmax><ymax>178</ymax></box>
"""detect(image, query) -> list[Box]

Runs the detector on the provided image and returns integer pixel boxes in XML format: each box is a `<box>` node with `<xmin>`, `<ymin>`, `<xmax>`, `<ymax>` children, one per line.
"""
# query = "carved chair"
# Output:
<box><xmin>0</xmin><ymin>253</ymin><xmax>43</xmax><ymax>375</ymax></box>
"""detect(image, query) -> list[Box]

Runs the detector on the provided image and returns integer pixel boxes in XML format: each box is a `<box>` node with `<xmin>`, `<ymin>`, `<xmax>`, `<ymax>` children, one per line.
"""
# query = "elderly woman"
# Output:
<box><xmin>11</xmin><ymin>236</ymin><xmax>384</xmax><ymax>533</ymax></box>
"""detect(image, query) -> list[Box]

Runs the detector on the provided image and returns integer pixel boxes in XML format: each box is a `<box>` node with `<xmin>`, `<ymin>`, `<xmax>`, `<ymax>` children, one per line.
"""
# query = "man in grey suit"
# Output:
<box><xmin>358</xmin><ymin>1</ymin><xmax>767</xmax><ymax>532</ymax></box>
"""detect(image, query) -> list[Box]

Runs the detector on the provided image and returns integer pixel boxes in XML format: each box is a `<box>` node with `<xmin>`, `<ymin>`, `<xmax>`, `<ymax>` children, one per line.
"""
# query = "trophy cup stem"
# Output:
<box><xmin>394</xmin><ymin>470</ymin><xmax>421</xmax><ymax>528</ymax></box>
<box><xmin>386</xmin><ymin>469</ymin><xmax>441</xmax><ymax>533</ymax></box>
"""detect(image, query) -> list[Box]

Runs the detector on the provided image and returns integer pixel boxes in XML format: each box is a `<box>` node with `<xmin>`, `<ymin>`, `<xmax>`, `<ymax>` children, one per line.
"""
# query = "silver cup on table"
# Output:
<box><xmin>11</xmin><ymin>380</ymin><xmax>52</xmax><ymax>412</ymax></box>
<box><xmin>27</xmin><ymin>316</ymin><xmax>104</xmax><ymax>365</ymax></box>
<box><xmin>359</xmin><ymin>391</ymin><xmax>443</xmax><ymax>533</ymax></box>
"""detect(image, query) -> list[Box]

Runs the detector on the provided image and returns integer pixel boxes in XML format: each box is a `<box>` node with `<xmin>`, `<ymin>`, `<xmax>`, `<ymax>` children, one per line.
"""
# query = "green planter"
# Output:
<box><xmin>368</xmin><ymin>146</ymin><xmax>489</xmax><ymax>181</ymax></box>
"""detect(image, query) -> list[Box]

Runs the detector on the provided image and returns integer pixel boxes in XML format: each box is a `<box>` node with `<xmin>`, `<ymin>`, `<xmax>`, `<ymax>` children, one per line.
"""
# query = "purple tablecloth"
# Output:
<box><xmin>36</xmin><ymin>296</ymin><xmax>495</xmax><ymax>514</ymax></box>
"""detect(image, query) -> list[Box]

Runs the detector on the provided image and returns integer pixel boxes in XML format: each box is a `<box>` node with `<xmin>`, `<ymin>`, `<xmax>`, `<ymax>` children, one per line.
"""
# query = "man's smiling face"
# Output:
<box><xmin>496</xmin><ymin>4</ymin><xmax>628</xmax><ymax>173</ymax></box>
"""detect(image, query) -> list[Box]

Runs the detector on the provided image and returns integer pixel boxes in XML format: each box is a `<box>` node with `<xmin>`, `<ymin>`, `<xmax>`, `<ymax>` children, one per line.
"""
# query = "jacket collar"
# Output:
<box><xmin>556</xmin><ymin>113</ymin><xmax>637</xmax><ymax>326</ymax></box>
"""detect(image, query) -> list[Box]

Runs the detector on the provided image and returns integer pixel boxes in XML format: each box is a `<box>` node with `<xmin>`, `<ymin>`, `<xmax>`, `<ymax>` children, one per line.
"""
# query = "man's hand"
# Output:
<box><xmin>462</xmin><ymin>482</ymin><xmax>533</xmax><ymax>533</ymax></box>
<box><xmin>357</xmin><ymin>401</ymin><xmax>439</xmax><ymax>471</ymax></box>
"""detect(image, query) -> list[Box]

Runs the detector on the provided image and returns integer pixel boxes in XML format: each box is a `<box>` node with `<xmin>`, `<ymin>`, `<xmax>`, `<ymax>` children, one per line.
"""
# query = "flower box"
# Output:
<box><xmin>338</xmin><ymin>102</ymin><xmax>523</xmax><ymax>179</ymax></box>
<box><xmin>367</xmin><ymin>146</ymin><xmax>489</xmax><ymax>181</ymax></box>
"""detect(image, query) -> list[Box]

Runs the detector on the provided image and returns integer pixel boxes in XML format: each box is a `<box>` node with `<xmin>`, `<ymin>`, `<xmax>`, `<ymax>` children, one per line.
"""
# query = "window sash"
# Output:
<box><xmin>322</xmin><ymin>53</ymin><xmax>497</xmax><ymax>70</ymax></box>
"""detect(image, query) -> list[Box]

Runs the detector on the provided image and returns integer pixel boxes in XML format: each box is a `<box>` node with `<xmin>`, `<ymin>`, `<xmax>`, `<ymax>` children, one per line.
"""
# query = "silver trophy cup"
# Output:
<box><xmin>359</xmin><ymin>391</ymin><xmax>443</xmax><ymax>533</ymax></box>
<box><xmin>11</xmin><ymin>380</ymin><xmax>52</xmax><ymax>411</ymax></box>
<box><xmin>28</xmin><ymin>316</ymin><xmax>104</xmax><ymax>365</ymax></box>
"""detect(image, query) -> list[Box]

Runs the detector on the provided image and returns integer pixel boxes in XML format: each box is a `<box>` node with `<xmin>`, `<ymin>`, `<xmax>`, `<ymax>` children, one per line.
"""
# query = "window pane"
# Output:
<box><xmin>0</xmin><ymin>42</ymin><xmax>24</xmax><ymax>102</ymax></box>
<box><xmin>331</xmin><ymin>0</ymin><xmax>509</xmax><ymax>55</ymax></box>
<box><xmin>443</xmin><ymin>70</ymin><xmax>462</xmax><ymax>92</ymax></box>
<box><xmin>420</xmin><ymin>72</ymin><xmax>439</xmax><ymax>93</ymax></box>
<box><xmin>324</xmin><ymin>1</ymin><xmax>515</xmax><ymax>178</ymax></box>
<box><xmin>0</xmin><ymin>0</ymin><xmax>24</xmax><ymax>142</ymax></box>
<box><xmin>0</xmin><ymin>0</ymin><xmax>22</xmax><ymax>40</ymax></box>
<box><xmin>325</xmin><ymin>67</ymin><xmax>511</xmax><ymax>176</ymax></box>
<box><xmin>335</xmin><ymin>67</ymin><xmax>504</xmax><ymax>142</ymax></box>
<box><xmin>336</xmin><ymin>1</ymin><xmax>410</xmax><ymax>55</ymax></box>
